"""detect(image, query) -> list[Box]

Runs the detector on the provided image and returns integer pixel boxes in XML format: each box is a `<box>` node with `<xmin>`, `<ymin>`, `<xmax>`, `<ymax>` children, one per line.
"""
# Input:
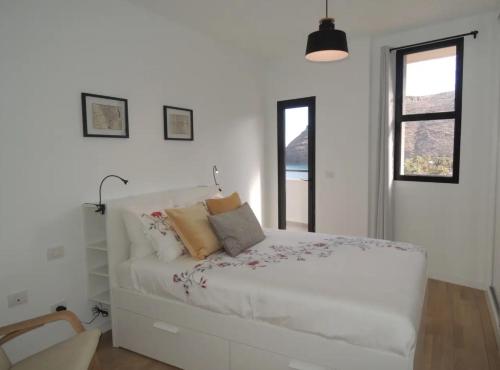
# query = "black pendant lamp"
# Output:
<box><xmin>305</xmin><ymin>0</ymin><xmax>349</xmax><ymax>62</ymax></box>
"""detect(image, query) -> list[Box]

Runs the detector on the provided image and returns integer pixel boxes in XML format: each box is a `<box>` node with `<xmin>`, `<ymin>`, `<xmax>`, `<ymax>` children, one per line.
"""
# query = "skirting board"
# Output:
<box><xmin>487</xmin><ymin>287</ymin><xmax>500</xmax><ymax>348</ymax></box>
<box><xmin>428</xmin><ymin>271</ymin><xmax>487</xmax><ymax>290</ymax></box>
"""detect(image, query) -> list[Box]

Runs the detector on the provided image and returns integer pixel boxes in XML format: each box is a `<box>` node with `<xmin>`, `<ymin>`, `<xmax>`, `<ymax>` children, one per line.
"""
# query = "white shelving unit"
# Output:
<box><xmin>82</xmin><ymin>204</ymin><xmax>110</xmax><ymax>308</ymax></box>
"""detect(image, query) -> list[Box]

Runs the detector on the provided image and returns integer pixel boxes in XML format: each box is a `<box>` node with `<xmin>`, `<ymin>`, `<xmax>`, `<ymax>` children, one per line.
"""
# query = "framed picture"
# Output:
<box><xmin>163</xmin><ymin>105</ymin><xmax>193</xmax><ymax>141</ymax></box>
<box><xmin>81</xmin><ymin>93</ymin><xmax>129</xmax><ymax>138</ymax></box>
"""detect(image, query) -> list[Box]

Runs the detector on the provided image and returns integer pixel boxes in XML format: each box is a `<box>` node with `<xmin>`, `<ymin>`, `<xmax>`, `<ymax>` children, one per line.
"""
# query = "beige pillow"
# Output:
<box><xmin>205</xmin><ymin>192</ymin><xmax>241</xmax><ymax>215</ymax></box>
<box><xmin>165</xmin><ymin>203</ymin><xmax>221</xmax><ymax>260</ymax></box>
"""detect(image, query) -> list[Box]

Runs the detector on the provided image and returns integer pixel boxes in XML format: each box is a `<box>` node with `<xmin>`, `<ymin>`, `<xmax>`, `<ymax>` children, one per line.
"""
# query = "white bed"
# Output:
<box><xmin>107</xmin><ymin>186</ymin><xmax>427</xmax><ymax>370</ymax></box>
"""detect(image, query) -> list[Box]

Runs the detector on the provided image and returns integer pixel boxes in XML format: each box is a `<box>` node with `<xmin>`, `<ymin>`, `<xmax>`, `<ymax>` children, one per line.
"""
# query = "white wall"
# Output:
<box><xmin>263</xmin><ymin>37</ymin><xmax>372</xmax><ymax>236</ymax></box>
<box><xmin>370</xmin><ymin>12</ymin><xmax>500</xmax><ymax>289</ymax></box>
<box><xmin>285</xmin><ymin>179</ymin><xmax>308</xmax><ymax>224</ymax></box>
<box><xmin>0</xmin><ymin>0</ymin><xmax>264</xmax><ymax>362</ymax></box>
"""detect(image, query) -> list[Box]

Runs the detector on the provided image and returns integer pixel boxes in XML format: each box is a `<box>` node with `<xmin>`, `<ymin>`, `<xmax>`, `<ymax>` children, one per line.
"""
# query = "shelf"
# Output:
<box><xmin>87</xmin><ymin>240</ymin><xmax>107</xmax><ymax>252</ymax></box>
<box><xmin>90</xmin><ymin>265</ymin><xmax>109</xmax><ymax>277</ymax></box>
<box><xmin>83</xmin><ymin>203</ymin><xmax>110</xmax><ymax>309</ymax></box>
<box><xmin>90</xmin><ymin>290</ymin><xmax>110</xmax><ymax>305</ymax></box>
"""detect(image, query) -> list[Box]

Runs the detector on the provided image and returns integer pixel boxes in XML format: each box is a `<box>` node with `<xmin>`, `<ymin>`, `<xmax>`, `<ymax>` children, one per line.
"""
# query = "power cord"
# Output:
<box><xmin>83</xmin><ymin>304</ymin><xmax>109</xmax><ymax>325</ymax></box>
<box><xmin>53</xmin><ymin>304</ymin><xmax>109</xmax><ymax>325</ymax></box>
<box><xmin>83</xmin><ymin>312</ymin><xmax>99</xmax><ymax>325</ymax></box>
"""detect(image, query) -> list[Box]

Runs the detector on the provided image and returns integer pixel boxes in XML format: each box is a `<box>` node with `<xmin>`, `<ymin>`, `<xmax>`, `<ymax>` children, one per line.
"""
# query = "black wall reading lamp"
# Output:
<box><xmin>93</xmin><ymin>175</ymin><xmax>129</xmax><ymax>214</ymax></box>
<box><xmin>212</xmin><ymin>165</ymin><xmax>222</xmax><ymax>192</ymax></box>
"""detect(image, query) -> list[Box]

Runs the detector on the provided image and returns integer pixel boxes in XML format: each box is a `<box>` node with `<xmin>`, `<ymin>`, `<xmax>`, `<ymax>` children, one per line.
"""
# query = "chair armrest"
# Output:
<box><xmin>0</xmin><ymin>311</ymin><xmax>84</xmax><ymax>346</ymax></box>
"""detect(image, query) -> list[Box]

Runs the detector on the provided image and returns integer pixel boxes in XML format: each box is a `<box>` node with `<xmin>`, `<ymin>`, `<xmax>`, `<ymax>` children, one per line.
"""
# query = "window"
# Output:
<box><xmin>394</xmin><ymin>38</ymin><xmax>463</xmax><ymax>183</ymax></box>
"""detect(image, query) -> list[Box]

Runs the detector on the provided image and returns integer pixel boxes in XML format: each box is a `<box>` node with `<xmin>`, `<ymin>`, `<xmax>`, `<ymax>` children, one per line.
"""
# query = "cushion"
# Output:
<box><xmin>165</xmin><ymin>203</ymin><xmax>221</xmax><ymax>260</ymax></box>
<box><xmin>140</xmin><ymin>211</ymin><xmax>184</xmax><ymax>262</ymax></box>
<box><xmin>205</xmin><ymin>192</ymin><xmax>241</xmax><ymax>215</ymax></box>
<box><xmin>122</xmin><ymin>207</ymin><xmax>156</xmax><ymax>258</ymax></box>
<box><xmin>11</xmin><ymin>329</ymin><xmax>100</xmax><ymax>370</ymax></box>
<box><xmin>208</xmin><ymin>203</ymin><xmax>265</xmax><ymax>257</ymax></box>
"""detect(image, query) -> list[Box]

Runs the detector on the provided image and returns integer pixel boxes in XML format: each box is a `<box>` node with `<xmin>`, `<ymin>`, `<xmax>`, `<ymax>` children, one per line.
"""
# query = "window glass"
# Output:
<box><xmin>400</xmin><ymin>119</ymin><xmax>455</xmax><ymax>177</ymax></box>
<box><xmin>403</xmin><ymin>46</ymin><xmax>456</xmax><ymax>115</ymax></box>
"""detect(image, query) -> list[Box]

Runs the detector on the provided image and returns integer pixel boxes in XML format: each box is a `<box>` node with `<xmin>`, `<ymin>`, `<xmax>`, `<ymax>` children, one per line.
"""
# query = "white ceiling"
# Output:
<box><xmin>132</xmin><ymin>0</ymin><xmax>500</xmax><ymax>58</ymax></box>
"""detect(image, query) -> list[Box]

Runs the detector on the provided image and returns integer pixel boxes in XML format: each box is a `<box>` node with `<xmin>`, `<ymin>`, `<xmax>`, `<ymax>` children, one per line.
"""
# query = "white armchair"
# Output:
<box><xmin>0</xmin><ymin>311</ymin><xmax>101</xmax><ymax>370</ymax></box>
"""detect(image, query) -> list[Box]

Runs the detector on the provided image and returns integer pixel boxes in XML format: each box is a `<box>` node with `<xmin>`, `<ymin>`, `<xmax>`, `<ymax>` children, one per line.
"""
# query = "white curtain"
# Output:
<box><xmin>372</xmin><ymin>46</ymin><xmax>396</xmax><ymax>240</ymax></box>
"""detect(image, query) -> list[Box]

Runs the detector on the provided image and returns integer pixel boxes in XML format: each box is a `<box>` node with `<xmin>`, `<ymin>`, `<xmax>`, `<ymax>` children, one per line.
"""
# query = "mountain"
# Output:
<box><xmin>404</xmin><ymin>91</ymin><xmax>454</xmax><ymax>115</ymax></box>
<box><xmin>284</xmin><ymin>91</ymin><xmax>455</xmax><ymax>164</ymax></box>
<box><xmin>403</xmin><ymin>91</ymin><xmax>455</xmax><ymax>159</ymax></box>
<box><xmin>286</xmin><ymin>129</ymin><xmax>308</xmax><ymax>165</ymax></box>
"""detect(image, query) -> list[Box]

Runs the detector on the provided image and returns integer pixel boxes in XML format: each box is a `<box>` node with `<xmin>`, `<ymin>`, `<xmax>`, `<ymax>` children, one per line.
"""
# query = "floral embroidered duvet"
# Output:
<box><xmin>124</xmin><ymin>229</ymin><xmax>427</xmax><ymax>357</ymax></box>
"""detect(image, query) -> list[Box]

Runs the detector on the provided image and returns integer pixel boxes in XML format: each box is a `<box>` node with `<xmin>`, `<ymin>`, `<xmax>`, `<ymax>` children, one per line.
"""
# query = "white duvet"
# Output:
<box><xmin>123</xmin><ymin>229</ymin><xmax>427</xmax><ymax>357</ymax></box>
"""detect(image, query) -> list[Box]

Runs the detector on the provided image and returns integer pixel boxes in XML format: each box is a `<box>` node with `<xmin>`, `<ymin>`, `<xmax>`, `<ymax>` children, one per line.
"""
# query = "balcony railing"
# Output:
<box><xmin>286</xmin><ymin>177</ymin><xmax>308</xmax><ymax>225</ymax></box>
<box><xmin>286</xmin><ymin>168</ymin><xmax>309</xmax><ymax>181</ymax></box>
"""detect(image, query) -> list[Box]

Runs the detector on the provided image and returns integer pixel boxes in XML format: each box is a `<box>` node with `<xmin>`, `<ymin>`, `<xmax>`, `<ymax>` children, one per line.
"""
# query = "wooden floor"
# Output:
<box><xmin>96</xmin><ymin>279</ymin><xmax>500</xmax><ymax>370</ymax></box>
<box><xmin>97</xmin><ymin>332</ymin><xmax>179</xmax><ymax>370</ymax></box>
<box><xmin>414</xmin><ymin>279</ymin><xmax>500</xmax><ymax>370</ymax></box>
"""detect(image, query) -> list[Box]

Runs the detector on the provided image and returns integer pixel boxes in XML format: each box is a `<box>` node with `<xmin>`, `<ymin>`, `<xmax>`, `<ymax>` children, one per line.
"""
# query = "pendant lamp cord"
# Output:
<box><xmin>326</xmin><ymin>0</ymin><xmax>328</xmax><ymax>17</ymax></box>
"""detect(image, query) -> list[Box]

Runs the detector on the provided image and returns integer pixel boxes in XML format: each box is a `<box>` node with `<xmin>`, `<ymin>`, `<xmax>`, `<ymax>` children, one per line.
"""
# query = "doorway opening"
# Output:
<box><xmin>277</xmin><ymin>97</ymin><xmax>316</xmax><ymax>232</ymax></box>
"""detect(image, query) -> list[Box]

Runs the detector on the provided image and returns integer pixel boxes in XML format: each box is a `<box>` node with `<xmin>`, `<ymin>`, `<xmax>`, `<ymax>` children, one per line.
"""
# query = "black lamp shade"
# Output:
<box><xmin>305</xmin><ymin>18</ymin><xmax>348</xmax><ymax>62</ymax></box>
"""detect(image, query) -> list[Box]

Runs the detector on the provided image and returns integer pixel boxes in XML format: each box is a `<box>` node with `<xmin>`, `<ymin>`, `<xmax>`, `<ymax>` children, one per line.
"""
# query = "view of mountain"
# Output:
<box><xmin>286</xmin><ymin>129</ymin><xmax>308</xmax><ymax>165</ymax></box>
<box><xmin>404</xmin><ymin>91</ymin><xmax>454</xmax><ymax>115</ymax></box>
<box><xmin>284</xmin><ymin>91</ymin><xmax>455</xmax><ymax>171</ymax></box>
<box><xmin>403</xmin><ymin>91</ymin><xmax>455</xmax><ymax>160</ymax></box>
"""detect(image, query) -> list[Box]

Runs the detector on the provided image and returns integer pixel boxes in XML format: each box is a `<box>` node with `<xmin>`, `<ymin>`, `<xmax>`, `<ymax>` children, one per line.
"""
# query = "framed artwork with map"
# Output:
<box><xmin>81</xmin><ymin>93</ymin><xmax>129</xmax><ymax>138</ymax></box>
<box><xmin>163</xmin><ymin>105</ymin><xmax>193</xmax><ymax>141</ymax></box>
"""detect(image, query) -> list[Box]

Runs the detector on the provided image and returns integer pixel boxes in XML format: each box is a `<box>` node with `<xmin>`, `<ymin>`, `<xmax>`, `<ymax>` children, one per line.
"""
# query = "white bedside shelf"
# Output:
<box><xmin>87</xmin><ymin>240</ymin><xmax>107</xmax><ymax>252</ymax></box>
<box><xmin>83</xmin><ymin>203</ymin><xmax>110</xmax><ymax>309</ymax></box>
<box><xmin>90</xmin><ymin>290</ymin><xmax>110</xmax><ymax>305</ymax></box>
<box><xmin>90</xmin><ymin>264</ymin><xmax>109</xmax><ymax>277</ymax></box>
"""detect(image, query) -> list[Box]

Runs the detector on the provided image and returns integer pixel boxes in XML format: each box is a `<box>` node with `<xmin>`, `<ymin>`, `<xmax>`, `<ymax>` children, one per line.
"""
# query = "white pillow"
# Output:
<box><xmin>140</xmin><ymin>210</ymin><xmax>184</xmax><ymax>262</ymax></box>
<box><xmin>122</xmin><ymin>208</ymin><xmax>155</xmax><ymax>258</ymax></box>
<box><xmin>121</xmin><ymin>189</ymin><xmax>220</xmax><ymax>260</ymax></box>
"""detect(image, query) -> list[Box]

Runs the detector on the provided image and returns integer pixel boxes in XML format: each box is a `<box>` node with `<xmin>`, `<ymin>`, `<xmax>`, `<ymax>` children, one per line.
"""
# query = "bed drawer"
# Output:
<box><xmin>114</xmin><ymin>308</ymin><xmax>229</xmax><ymax>370</ymax></box>
<box><xmin>230</xmin><ymin>342</ymin><xmax>333</xmax><ymax>370</ymax></box>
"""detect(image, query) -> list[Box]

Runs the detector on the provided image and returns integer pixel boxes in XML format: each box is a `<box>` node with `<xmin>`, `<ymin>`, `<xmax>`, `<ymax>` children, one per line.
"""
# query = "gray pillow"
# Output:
<box><xmin>208</xmin><ymin>202</ymin><xmax>265</xmax><ymax>257</ymax></box>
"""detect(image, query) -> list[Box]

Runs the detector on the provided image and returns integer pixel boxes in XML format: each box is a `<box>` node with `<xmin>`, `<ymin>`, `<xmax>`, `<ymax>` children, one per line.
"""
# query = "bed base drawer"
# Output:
<box><xmin>230</xmin><ymin>342</ymin><xmax>334</xmax><ymax>370</ymax></box>
<box><xmin>114</xmin><ymin>307</ymin><xmax>229</xmax><ymax>370</ymax></box>
<box><xmin>112</xmin><ymin>288</ymin><xmax>415</xmax><ymax>370</ymax></box>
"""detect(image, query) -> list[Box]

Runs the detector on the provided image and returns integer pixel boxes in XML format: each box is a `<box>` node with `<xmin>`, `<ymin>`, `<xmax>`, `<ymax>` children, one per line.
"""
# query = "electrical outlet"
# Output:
<box><xmin>51</xmin><ymin>300</ymin><xmax>67</xmax><ymax>312</ymax></box>
<box><xmin>47</xmin><ymin>245</ymin><xmax>65</xmax><ymax>261</ymax></box>
<box><xmin>7</xmin><ymin>290</ymin><xmax>28</xmax><ymax>308</ymax></box>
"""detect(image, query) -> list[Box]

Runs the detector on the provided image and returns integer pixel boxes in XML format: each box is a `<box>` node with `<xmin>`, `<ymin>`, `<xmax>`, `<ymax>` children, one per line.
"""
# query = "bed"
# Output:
<box><xmin>107</xmin><ymin>186</ymin><xmax>427</xmax><ymax>370</ymax></box>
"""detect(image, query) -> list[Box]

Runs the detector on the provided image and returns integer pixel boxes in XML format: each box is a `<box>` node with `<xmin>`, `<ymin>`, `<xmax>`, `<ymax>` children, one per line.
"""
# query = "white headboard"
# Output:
<box><xmin>106</xmin><ymin>185</ymin><xmax>219</xmax><ymax>287</ymax></box>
